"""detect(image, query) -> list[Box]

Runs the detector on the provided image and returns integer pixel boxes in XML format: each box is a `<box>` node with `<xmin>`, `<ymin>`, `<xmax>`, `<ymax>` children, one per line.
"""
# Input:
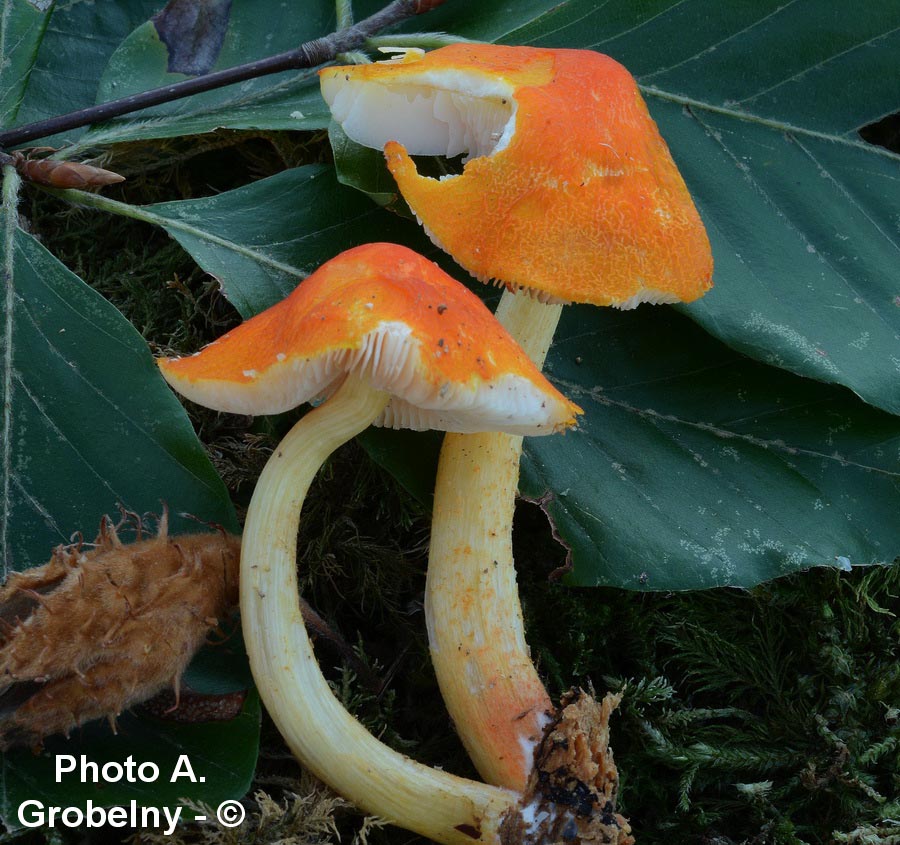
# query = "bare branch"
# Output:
<box><xmin>0</xmin><ymin>0</ymin><xmax>447</xmax><ymax>150</ymax></box>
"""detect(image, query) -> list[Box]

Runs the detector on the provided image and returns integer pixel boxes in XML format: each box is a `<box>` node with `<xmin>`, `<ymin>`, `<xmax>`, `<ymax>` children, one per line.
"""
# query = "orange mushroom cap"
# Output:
<box><xmin>320</xmin><ymin>45</ymin><xmax>713</xmax><ymax>308</ymax></box>
<box><xmin>159</xmin><ymin>243</ymin><xmax>581</xmax><ymax>435</ymax></box>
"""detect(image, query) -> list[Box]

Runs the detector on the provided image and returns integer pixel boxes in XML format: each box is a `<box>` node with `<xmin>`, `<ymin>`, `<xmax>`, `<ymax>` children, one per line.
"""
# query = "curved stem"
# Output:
<box><xmin>427</xmin><ymin>294</ymin><xmax>562</xmax><ymax>791</ymax></box>
<box><xmin>241</xmin><ymin>373</ymin><xmax>519</xmax><ymax>845</ymax></box>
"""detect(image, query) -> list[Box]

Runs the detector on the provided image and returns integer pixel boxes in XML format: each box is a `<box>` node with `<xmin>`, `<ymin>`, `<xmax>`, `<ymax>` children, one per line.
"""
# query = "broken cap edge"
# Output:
<box><xmin>324</xmin><ymin>45</ymin><xmax>714</xmax><ymax>308</ymax></box>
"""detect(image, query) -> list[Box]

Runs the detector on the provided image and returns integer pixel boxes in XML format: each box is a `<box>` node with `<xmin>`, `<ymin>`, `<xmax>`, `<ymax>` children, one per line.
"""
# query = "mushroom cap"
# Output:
<box><xmin>158</xmin><ymin>243</ymin><xmax>581</xmax><ymax>436</ymax></box>
<box><xmin>320</xmin><ymin>45</ymin><xmax>713</xmax><ymax>308</ymax></box>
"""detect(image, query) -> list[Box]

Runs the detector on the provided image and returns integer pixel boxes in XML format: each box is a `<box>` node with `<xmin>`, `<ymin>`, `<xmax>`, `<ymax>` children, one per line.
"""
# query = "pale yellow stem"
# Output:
<box><xmin>241</xmin><ymin>373</ymin><xmax>519</xmax><ymax>845</ymax></box>
<box><xmin>427</xmin><ymin>293</ymin><xmax>563</xmax><ymax>792</ymax></box>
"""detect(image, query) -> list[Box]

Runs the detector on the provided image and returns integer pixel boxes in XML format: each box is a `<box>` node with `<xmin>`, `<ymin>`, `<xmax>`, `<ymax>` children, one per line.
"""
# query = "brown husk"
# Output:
<box><xmin>0</xmin><ymin>511</ymin><xmax>240</xmax><ymax>748</ymax></box>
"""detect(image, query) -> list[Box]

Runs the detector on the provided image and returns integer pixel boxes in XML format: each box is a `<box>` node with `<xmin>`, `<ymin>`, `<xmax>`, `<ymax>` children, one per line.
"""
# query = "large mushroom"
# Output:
<box><xmin>157</xmin><ymin>243</ymin><xmax>632</xmax><ymax>845</ymax></box>
<box><xmin>321</xmin><ymin>45</ymin><xmax>713</xmax><ymax>791</ymax></box>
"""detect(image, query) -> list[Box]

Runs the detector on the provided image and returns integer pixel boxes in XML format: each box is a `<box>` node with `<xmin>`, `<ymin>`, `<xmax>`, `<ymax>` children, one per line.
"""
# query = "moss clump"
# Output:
<box><xmin>135</xmin><ymin>774</ymin><xmax>381</xmax><ymax>845</ymax></box>
<box><xmin>520</xmin><ymin>543</ymin><xmax>900</xmax><ymax>845</ymax></box>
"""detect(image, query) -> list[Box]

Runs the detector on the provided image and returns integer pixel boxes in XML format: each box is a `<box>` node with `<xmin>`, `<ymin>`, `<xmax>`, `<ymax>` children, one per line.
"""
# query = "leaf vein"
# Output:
<box><xmin>640</xmin><ymin>86</ymin><xmax>900</xmax><ymax>162</ymax></box>
<box><xmin>79</xmin><ymin>70</ymin><xmax>321</xmax><ymax>150</ymax></box>
<box><xmin>691</xmin><ymin>109</ymin><xmax>895</xmax><ymax>338</ymax></box>
<box><xmin>735</xmin><ymin>24</ymin><xmax>900</xmax><ymax>108</ymax></box>
<box><xmin>557</xmin><ymin>380</ymin><xmax>899</xmax><ymax>478</ymax></box>
<box><xmin>791</xmin><ymin>135</ymin><xmax>900</xmax><ymax>259</ymax></box>
<box><xmin>639</xmin><ymin>0</ymin><xmax>802</xmax><ymax>82</ymax></box>
<box><xmin>13</xmin><ymin>291</ymin><xmax>222</xmax><ymax>498</ymax></box>
<box><xmin>53</xmin><ymin>188</ymin><xmax>307</xmax><ymax>281</ymax></box>
<box><xmin>595</xmin><ymin>0</ymin><xmax>691</xmax><ymax>47</ymax></box>
<box><xmin>644</xmin><ymin>410</ymin><xmax>841</xmax><ymax>561</ymax></box>
<box><xmin>517</xmin><ymin>0</ymin><xmax>613</xmax><ymax>46</ymax></box>
<box><xmin>10</xmin><ymin>474</ymin><xmax>67</xmax><ymax>552</ymax></box>
<box><xmin>13</xmin><ymin>371</ymin><xmax>124</xmax><ymax>502</ymax></box>
<box><xmin>1</xmin><ymin>167</ymin><xmax>20</xmax><ymax>578</ymax></box>
<box><xmin>5</xmin><ymin>1</ymin><xmax>53</xmax><ymax>129</ymax></box>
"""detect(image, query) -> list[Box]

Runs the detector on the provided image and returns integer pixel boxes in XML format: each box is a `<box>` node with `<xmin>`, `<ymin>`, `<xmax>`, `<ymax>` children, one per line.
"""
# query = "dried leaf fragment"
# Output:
<box><xmin>153</xmin><ymin>0</ymin><xmax>232</xmax><ymax>75</ymax></box>
<box><xmin>0</xmin><ymin>512</ymin><xmax>240</xmax><ymax>748</ymax></box>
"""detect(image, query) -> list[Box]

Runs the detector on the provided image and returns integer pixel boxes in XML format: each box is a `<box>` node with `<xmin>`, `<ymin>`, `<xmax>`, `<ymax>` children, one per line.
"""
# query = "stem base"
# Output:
<box><xmin>519</xmin><ymin>691</ymin><xmax>632</xmax><ymax>845</ymax></box>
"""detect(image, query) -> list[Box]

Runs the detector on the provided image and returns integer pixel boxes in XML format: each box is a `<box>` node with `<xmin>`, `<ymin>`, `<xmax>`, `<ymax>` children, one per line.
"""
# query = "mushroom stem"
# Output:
<box><xmin>427</xmin><ymin>292</ymin><xmax>562</xmax><ymax>791</ymax></box>
<box><xmin>240</xmin><ymin>372</ymin><xmax>520</xmax><ymax>845</ymax></box>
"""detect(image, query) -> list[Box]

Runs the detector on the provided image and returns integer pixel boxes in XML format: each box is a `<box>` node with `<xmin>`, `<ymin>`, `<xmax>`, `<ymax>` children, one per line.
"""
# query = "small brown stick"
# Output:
<box><xmin>298</xmin><ymin>596</ymin><xmax>384</xmax><ymax>695</ymax></box>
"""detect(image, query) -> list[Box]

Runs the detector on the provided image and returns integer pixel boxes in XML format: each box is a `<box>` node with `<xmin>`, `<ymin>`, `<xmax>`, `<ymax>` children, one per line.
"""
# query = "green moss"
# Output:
<box><xmin>520</xmin><ymin>547</ymin><xmax>900</xmax><ymax>844</ymax></box>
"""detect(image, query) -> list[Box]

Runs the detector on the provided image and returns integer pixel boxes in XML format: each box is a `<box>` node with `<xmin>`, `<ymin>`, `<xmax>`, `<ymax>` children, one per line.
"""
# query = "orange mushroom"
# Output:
<box><xmin>159</xmin><ymin>242</ymin><xmax>578</xmax><ymax>434</ymax></box>
<box><xmin>321</xmin><ymin>45</ymin><xmax>713</xmax><ymax>793</ymax></box>
<box><xmin>321</xmin><ymin>43</ymin><xmax>712</xmax><ymax>306</ymax></box>
<box><xmin>158</xmin><ymin>243</ymin><xmax>598</xmax><ymax>845</ymax></box>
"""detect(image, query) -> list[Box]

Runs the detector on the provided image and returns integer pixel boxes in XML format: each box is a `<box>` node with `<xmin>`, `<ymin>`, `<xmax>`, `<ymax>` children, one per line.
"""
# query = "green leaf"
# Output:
<box><xmin>329</xmin><ymin>122</ymin><xmax>407</xmax><ymax>212</ymax></box>
<box><xmin>0</xmin><ymin>204</ymin><xmax>237</xmax><ymax>567</ymax></box>
<box><xmin>343</xmin><ymin>1</ymin><xmax>900</xmax><ymax>416</ymax></box>
<box><xmin>78</xmin><ymin>0</ymin><xmax>338</xmax><ymax>148</ymax></box>
<box><xmin>2</xmin><ymin>0</ymin><xmax>164</xmax><ymax>144</ymax></box>
<box><xmin>361</xmin><ymin>307</ymin><xmax>900</xmax><ymax>591</ymax></box>
<box><xmin>661</xmin><ymin>103</ymin><xmax>900</xmax><ymax>418</ymax></box>
<box><xmin>111</xmin><ymin>165</ymin><xmax>434</xmax><ymax>318</ymax></box>
<box><xmin>354</xmin><ymin>0</ymin><xmax>560</xmax><ymax>43</ymax></box>
<box><xmin>357</xmin><ymin>427</ymin><xmax>441</xmax><ymax>508</ymax></box>
<box><xmin>0</xmin><ymin>170</ymin><xmax>256</xmax><ymax>821</ymax></box>
<box><xmin>503</xmin><ymin>1</ymin><xmax>900</xmax><ymax>136</ymax></box>
<box><xmin>523</xmin><ymin>305</ymin><xmax>900</xmax><ymax>589</ymax></box>
<box><xmin>0</xmin><ymin>0</ymin><xmax>47</xmax><ymax>129</ymax></box>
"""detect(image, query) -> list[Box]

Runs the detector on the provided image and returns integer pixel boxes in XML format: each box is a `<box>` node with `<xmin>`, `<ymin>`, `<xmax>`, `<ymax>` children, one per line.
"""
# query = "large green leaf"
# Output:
<box><xmin>77</xmin><ymin>0</ymin><xmax>338</xmax><ymax>149</ymax></box>
<box><xmin>348</xmin><ymin>0</ymin><xmax>900</xmax><ymax>417</ymax></box>
<box><xmin>1</xmin><ymin>0</ymin><xmax>163</xmax><ymax>144</ymax></box>
<box><xmin>0</xmin><ymin>170</ymin><xmax>256</xmax><ymax>822</ymax></box>
<box><xmin>659</xmin><ymin>105</ymin><xmax>900</xmax><ymax>416</ymax></box>
<box><xmin>524</xmin><ymin>305</ymin><xmax>900</xmax><ymax>589</ymax></box>
<box><xmin>505</xmin><ymin>0</ymin><xmax>900</xmax><ymax>135</ymax></box>
<box><xmin>60</xmin><ymin>166</ymin><xmax>900</xmax><ymax>590</ymax></box>
<box><xmin>364</xmin><ymin>307</ymin><xmax>900</xmax><ymax>589</ymax></box>
<box><xmin>0</xmin><ymin>204</ymin><xmax>237</xmax><ymax>567</ymax></box>
<box><xmin>7</xmin><ymin>0</ymin><xmax>896</xmax><ymax>593</ymax></box>
<box><xmin>354</xmin><ymin>0</ymin><xmax>559</xmax><ymax>43</ymax></box>
<box><xmin>0</xmin><ymin>0</ymin><xmax>47</xmax><ymax>129</ymax></box>
<box><xmin>87</xmin><ymin>165</ymin><xmax>435</xmax><ymax>318</ymax></box>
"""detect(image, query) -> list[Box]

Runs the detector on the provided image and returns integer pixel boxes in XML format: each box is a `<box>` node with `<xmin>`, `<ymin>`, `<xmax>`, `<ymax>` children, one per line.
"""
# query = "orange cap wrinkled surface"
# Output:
<box><xmin>158</xmin><ymin>243</ymin><xmax>581</xmax><ymax>435</ymax></box>
<box><xmin>321</xmin><ymin>45</ymin><xmax>713</xmax><ymax>307</ymax></box>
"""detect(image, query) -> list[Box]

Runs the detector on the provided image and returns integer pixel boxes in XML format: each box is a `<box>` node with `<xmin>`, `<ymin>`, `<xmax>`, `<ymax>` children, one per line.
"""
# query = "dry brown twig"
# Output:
<box><xmin>0</xmin><ymin>0</ymin><xmax>448</xmax><ymax>151</ymax></box>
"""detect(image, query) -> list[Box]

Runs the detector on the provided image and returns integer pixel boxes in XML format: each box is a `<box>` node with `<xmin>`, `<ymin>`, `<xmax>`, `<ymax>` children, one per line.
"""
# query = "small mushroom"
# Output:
<box><xmin>321</xmin><ymin>45</ymin><xmax>714</xmax><ymax>792</ymax></box>
<box><xmin>158</xmin><ymin>243</ymin><xmax>583</xmax><ymax>845</ymax></box>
